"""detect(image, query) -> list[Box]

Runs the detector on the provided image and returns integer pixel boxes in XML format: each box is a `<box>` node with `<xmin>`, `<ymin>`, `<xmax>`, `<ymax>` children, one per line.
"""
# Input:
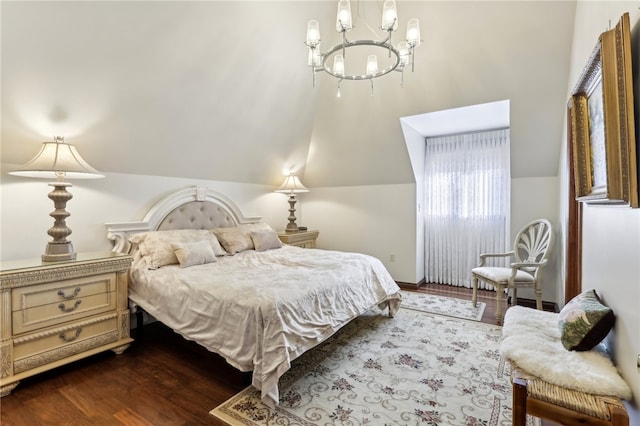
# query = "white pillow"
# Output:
<box><xmin>173</xmin><ymin>240</ymin><xmax>217</xmax><ymax>268</ymax></box>
<box><xmin>129</xmin><ymin>229</ymin><xmax>227</xmax><ymax>269</ymax></box>
<box><xmin>212</xmin><ymin>223</ymin><xmax>273</xmax><ymax>254</ymax></box>
<box><xmin>250</xmin><ymin>229</ymin><xmax>282</xmax><ymax>251</ymax></box>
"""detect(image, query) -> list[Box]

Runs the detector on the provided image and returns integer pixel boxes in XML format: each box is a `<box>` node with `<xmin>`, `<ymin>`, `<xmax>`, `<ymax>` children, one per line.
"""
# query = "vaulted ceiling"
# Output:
<box><xmin>1</xmin><ymin>1</ymin><xmax>576</xmax><ymax>188</ymax></box>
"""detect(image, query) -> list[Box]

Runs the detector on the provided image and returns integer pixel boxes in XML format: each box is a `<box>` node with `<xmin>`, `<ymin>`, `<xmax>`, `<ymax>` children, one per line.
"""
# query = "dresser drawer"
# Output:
<box><xmin>12</xmin><ymin>273</ymin><xmax>117</xmax><ymax>335</ymax></box>
<box><xmin>13</xmin><ymin>314</ymin><xmax>119</xmax><ymax>373</ymax></box>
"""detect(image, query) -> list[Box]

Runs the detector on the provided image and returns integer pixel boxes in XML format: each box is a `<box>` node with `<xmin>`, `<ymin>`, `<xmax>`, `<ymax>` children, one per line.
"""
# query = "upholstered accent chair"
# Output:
<box><xmin>471</xmin><ymin>219</ymin><xmax>553</xmax><ymax>324</ymax></box>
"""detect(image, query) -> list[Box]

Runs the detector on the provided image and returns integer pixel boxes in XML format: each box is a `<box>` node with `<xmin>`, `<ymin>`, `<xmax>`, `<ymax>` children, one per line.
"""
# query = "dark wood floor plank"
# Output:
<box><xmin>112</xmin><ymin>407</ymin><xmax>156</xmax><ymax>426</ymax></box>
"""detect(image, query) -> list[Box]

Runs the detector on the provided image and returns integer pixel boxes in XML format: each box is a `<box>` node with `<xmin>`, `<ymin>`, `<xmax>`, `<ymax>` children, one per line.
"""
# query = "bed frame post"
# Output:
<box><xmin>134</xmin><ymin>306</ymin><xmax>144</xmax><ymax>342</ymax></box>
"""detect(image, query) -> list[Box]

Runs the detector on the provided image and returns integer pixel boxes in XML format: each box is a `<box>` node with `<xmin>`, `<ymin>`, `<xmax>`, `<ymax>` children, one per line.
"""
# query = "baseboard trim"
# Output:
<box><xmin>513</xmin><ymin>297</ymin><xmax>558</xmax><ymax>313</ymax></box>
<box><xmin>396</xmin><ymin>278</ymin><xmax>425</xmax><ymax>290</ymax></box>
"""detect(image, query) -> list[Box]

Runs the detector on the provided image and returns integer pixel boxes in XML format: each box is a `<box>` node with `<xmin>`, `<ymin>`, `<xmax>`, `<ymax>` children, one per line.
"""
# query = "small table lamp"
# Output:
<box><xmin>275</xmin><ymin>172</ymin><xmax>309</xmax><ymax>233</ymax></box>
<box><xmin>9</xmin><ymin>137</ymin><xmax>104</xmax><ymax>261</ymax></box>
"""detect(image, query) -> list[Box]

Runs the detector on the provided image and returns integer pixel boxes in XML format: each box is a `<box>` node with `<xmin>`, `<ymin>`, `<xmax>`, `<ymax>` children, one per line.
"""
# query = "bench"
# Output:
<box><xmin>511</xmin><ymin>363</ymin><xmax>629</xmax><ymax>425</ymax></box>
<box><xmin>500</xmin><ymin>306</ymin><xmax>631</xmax><ymax>426</ymax></box>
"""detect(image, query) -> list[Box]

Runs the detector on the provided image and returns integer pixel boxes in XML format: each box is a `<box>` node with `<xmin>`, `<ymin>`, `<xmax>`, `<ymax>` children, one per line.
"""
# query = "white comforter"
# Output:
<box><xmin>129</xmin><ymin>245</ymin><xmax>401</xmax><ymax>407</ymax></box>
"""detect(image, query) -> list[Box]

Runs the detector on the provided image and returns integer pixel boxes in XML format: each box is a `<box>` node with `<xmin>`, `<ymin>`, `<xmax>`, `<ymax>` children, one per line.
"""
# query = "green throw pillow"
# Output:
<box><xmin>558</xmin><ymin>289</ymin><xmax>615</xmax><ymax>351</ymax></box>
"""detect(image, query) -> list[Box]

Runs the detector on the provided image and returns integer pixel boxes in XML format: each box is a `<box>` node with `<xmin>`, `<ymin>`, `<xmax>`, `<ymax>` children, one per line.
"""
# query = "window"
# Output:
<box><xmin>424</xmin><ymin>129</ymin><xmax>510</xmax><ymax>287</ymax></box>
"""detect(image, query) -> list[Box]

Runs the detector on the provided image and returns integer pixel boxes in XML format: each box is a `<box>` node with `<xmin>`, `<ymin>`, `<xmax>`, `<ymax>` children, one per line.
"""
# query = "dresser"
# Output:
<box><xmin>0</xmin><ymin>252</ymin><xmax>133</xmax><ymax>396</ymax></box>
<box><xmin>277</xmin><ymin>230</ymin><xmax>319</xmax><ymax>248</ymax></box>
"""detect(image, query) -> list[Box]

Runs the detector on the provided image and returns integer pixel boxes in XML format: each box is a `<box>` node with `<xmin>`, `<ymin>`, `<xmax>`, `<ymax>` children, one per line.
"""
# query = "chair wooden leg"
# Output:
<box><xmin>511</xmin><ymin>288</ymin><xmax>518</xmax><ymax>306</ymax></box>
<box><xmin>496</xmin><ymin>285</ymin><xmax>505</xmax><ymax>325</ymax></box>
<box><xmin>535</xmin><ymin>287</ymin><xmax>543</xmax><ymax>310</ymax></box>
<box><xmin>472</xmin><ymin>276</ymin><xmax>478</xmax><ymax>307</ymax></box>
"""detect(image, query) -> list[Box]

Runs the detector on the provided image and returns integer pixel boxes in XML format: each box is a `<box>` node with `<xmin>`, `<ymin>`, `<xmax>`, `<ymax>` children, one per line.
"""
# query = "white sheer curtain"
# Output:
<box><xmin>424</xmin><ymin>129</ymin><xmax>511</xmax><ymax>288</ymax></box>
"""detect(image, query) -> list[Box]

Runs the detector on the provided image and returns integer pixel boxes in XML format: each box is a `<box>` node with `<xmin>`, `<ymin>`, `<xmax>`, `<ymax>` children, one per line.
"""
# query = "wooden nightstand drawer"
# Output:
<box><xmin>13</xmin><ymin>314</ymin><xmax>119</xmax><ymax>370</ymax></box>
<box><xmin>12</xmin><ymin>274</ymin><xmax>115</xmax><ymax>309</ymax></box>
<box><xmin>13</xmin><ymin>291</ymin><xmax>116</xmax><ymax>335</ymax></box>
<box><xmin>277</xmin><ymin>230</ymin><xmax>319</xmax><ymax>248</ymax></box>
<box><xmin>12</xmin><ymin>273</ymin><xmax>117</xmax><ymax>335</ymax></box>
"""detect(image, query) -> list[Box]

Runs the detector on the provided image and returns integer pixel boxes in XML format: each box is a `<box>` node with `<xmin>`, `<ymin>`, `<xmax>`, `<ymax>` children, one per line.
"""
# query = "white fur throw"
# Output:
<box><xmin>500</xmin><ymin>306</ymin><xmax>632</xmax><ymax>399</ymax></box>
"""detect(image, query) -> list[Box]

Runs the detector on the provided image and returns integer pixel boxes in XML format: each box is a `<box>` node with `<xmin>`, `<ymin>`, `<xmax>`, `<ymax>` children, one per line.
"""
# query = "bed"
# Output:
<box><xmin>106</xmin><ymin>186</ymin><xmax>402</xmax><ymax>408</ymax></box>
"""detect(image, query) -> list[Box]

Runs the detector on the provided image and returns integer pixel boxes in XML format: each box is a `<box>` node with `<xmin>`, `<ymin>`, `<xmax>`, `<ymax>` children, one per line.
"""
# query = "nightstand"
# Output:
<box><xmin>277</xmin><ymin>230</ymin><xmax>319</xmax><ymax>248</ymax></box>
<box><xmin>0</xmin><ymin>251</ymin><xmax>133</xmax><ymax>396</ymax></box>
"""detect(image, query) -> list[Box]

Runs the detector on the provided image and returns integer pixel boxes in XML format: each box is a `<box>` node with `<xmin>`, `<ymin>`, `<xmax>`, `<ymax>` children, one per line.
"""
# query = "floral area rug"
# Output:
<box><xmin>400</xmin><ymin>290</ymin><xmax>486</xmax><ymax>321</ymax></box>
<box><xmin>210</xmin><ymin>307</ymin><xmax>539</xmax><ymax>426</ymax></box>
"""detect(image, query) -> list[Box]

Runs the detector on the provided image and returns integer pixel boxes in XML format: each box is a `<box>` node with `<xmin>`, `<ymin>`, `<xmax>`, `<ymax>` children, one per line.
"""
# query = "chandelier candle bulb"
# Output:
<box><xmin>367</xmin><ymin>55</ymin><xmax>379</xmax><ymax>76</ymax></box>
<box><xmin>381</xmin><ymin>0</ymin><xmax>398</xmax><ymax>31</ymax></box>
<box><xmin>306</xmin><ymin>20</ymin><xmax>320</xmax><ymax>47</ymax></box>
<box><xmin>308</xmin><ymin>48</ymin><xmax>322</xmax><ymax>67</ymax></box>
<box><xmin>336</xmin><ymin>0</ymin><xmax>352</xmax><ymax>32</ymax></box>
<box><xmin>406</xmin><ymin>18</ymin><xmax>421</xmax><ymax>46</ymax></box>
<box><xmin>333</xmin><ymin>55</ymin><xmax>345</xmax><ymax>76</ymax></box>
<box><xmin>398</xmin><ymin>41</ymin><xmax>410</xmax><ymax>66</ymax></box>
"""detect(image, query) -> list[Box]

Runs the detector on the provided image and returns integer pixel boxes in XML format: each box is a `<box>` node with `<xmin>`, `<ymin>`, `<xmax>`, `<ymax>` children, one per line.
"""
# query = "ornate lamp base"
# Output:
<box><xmin>42</xmin><ymin>181</ymin><xmax>76</xmax><ymax>262</ymax></box>
<box><xmin>285</xmin><ymin>194</ymin><xmax>300</xmax><ymax>233</ymax></box>
<box><xmin>43</xmin><ymin>242</ymin><xmax>76</xmax><ymax>262</ymax></box>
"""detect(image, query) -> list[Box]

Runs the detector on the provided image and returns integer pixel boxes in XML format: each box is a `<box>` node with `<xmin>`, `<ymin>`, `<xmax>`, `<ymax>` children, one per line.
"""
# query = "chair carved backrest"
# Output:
<box><xmin>514</xmin><ymin>219</ymin><xmax>553</xmax><ymax>277</ymax></box>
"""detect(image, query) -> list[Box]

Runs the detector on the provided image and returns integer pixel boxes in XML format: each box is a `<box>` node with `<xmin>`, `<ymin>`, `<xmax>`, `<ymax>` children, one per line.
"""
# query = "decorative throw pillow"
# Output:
<box><xmin>212</xmin><ymin>222</ymin><xmax>273</xmax><ymax>254</ymax></box>
<box><xmin>250</xmin><ymin>229</ymin><xmax>282</xmax><ymax>251</ymax></box>
<box><xmin>129</xmin><ymin>229</ymin><xmax>227</xmax><ymax>269</ymax></box>
<box><xmin>173</xmin><ymin>240</ymin><xmax>217</xmax><ymax>268</ymax></box>
<box><xmin>209</xmin><ymin>234</ymin><xmax>227</xmax><ymax>256</ymax></box>
<box><xmin>557</xmin><ymin>289</ymin><xmax>615</xmax><ymax>351</ymax></box>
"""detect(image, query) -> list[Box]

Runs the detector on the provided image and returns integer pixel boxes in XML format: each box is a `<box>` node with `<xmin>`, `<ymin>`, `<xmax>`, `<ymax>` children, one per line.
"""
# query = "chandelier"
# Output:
<box><xmin>305</xmin><ymin>0</ymin><xmax>421</xmax><ymax>96</ymax></box>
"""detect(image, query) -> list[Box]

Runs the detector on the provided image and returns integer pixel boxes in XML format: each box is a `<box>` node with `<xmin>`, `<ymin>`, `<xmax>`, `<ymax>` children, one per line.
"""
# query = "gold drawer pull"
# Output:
<box><xmin>58</xmin><ymin>300</ymin><xmax>82</xmax><ymax>313</ymax></box>
<box><xmin>59</xmin><ymin>328</ymin><xmax>83</xmax><ymax>342</ymax></box>
<box><xmin>57</xmin><ymin>287</ymin><xmax>81</xmax><ymax>300</ymax></box>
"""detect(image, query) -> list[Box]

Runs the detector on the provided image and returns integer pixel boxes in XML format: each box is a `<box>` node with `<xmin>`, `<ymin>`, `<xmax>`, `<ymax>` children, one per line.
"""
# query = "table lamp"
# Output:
<box><xmin>275</xmin><ymin>172</ymin><xmax>309</xmax><ymax>233</ymax></box>
<box><xmin>9</xmin><ymin>137</ymin><xmax>104</xmax><ymax>261</ymax></box>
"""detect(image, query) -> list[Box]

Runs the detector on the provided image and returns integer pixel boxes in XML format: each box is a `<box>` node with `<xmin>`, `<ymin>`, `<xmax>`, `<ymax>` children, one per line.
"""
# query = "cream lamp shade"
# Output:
<box><xmin>9</xmin><ymin>139</ymin><xmax>104</xmax><ymax>180</ymax></box>
<box><xmin>275</xmin><ymin>173</ymin><xmax>309</xmax><ymax>194</ymax></box>
<box><xmin>9</xmin><ymin>137</ymin><xmax>104</xmax><ymax>261</ymax></box>
<box><xmin>275</xmin><ymin>172</ymin><xmax>309</xmax><ymax>233</ymax></box>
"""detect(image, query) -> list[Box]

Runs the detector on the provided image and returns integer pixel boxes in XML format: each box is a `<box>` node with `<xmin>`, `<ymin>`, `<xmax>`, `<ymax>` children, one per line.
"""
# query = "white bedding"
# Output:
<box><xmin>129</xmin><ymin>244</ymin><xmax>401</xmax><ymax>407</ymax></box>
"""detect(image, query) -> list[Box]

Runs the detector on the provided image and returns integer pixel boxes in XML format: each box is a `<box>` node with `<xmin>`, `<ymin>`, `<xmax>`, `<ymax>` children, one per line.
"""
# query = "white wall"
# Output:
<box><xmin>301</xmin><ymin>184</ymin><xmax>418</xmax><ymax>283</ymax></box>
<box><xmin>511</xmin><ymin>176</ymin><xmax>560</xmax><ymax>303</ymax></box>
<box><xmin>400</xmin><ymin>120</ymin><xmax>427</xmax><ymax>282</ymax></box>
<box><xmin>557</xmin><ymin>1</ymin><xmax>640</xmax><ymax>418</ymax></box>
<box><xmin>0</xmin><ymin>166</ymin><xmax>282</xmax><ymax>261</ymax></box>
<box><xmin>582</xmin><ymin>206</ymin><xmax>640</xmax><ymax>407</ymax></box>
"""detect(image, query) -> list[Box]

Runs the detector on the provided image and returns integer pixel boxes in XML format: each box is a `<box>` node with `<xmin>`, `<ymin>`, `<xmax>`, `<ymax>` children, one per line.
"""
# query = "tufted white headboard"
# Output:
<box><xmin>106</xmin><ymin>186</ymin><xmax>261</xmax><ymax>254</ymax></box>
<box><xmin>156</xmin><ymin>201</ymin><xmax>237</xmax><ymax>230</ymax></box>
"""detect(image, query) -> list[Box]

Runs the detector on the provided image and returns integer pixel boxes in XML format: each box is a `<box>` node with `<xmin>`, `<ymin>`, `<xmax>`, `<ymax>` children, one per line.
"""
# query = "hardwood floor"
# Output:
<box><xmin>0</xmin><ymin>284</ymin><xmax>546</xmax><ymax>425</ymax></box>
<box><xmin>415</xmin><ymin>282</ymin><xmax>504</xmax><ymax>326</ymax></box>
